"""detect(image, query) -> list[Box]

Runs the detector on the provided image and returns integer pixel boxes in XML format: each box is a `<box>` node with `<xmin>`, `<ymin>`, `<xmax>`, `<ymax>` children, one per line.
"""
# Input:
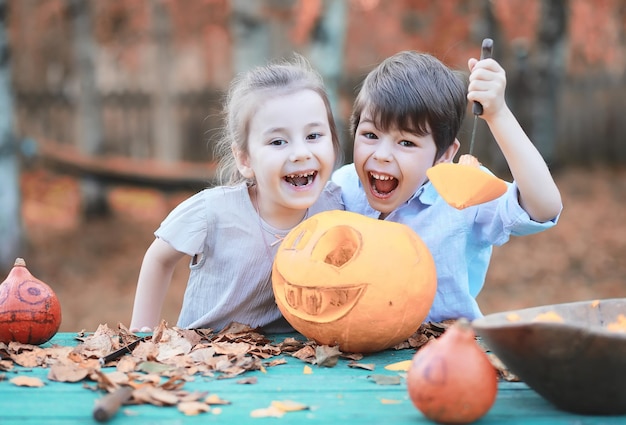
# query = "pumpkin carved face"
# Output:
<box><xmin>272</xmin><ymin>210</ymin><xmax>437</xmax><ymax>353</ymax></box>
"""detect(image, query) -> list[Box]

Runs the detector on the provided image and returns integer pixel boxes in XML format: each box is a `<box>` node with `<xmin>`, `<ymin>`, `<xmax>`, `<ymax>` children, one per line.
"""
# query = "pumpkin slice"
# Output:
<box><xmin>427</xmin><ymin>155</ymin><xmax>507</xmax><ymax>209</ymax></box>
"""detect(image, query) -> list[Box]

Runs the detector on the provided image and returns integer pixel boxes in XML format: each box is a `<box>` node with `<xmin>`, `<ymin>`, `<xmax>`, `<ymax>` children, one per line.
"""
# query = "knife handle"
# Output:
<box><xmin>472</xmin><ymin>38</ymin><xmax>494</xmax><ymax>116</ymax></box>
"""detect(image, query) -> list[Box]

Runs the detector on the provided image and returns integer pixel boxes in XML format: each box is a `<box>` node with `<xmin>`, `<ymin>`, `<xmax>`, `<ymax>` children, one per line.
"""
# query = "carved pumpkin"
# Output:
<box><xmin>427</xmin><ymin>154</ymin><xmax>507</xmax><ymax>209</ymax></box>
<box><xmin>272</xmin><ymin>210</ymin><xmax>437</xmax><ymax>353</ymax></box>
<box><xmin>0</xmin><ymin>258</ymin><xmax>62</xmax><ymax>345</ymax></box>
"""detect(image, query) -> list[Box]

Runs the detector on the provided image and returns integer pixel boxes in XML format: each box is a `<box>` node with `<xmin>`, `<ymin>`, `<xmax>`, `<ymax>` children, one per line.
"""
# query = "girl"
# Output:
<box><xmin>130</xmin><ymin>55</ymin><xmax>343</xmax><ymax>333</ymax></box>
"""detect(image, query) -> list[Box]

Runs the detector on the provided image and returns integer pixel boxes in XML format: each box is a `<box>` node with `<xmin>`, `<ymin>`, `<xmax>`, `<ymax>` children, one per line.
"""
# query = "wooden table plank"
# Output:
<box><xmin>1</xmin><ymin>333</ymin><xmax>625</xmax><ymax>424</ymax></box>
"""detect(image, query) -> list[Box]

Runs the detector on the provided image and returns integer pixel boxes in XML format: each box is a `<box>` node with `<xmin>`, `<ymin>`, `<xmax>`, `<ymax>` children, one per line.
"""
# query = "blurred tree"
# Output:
<box><xmin>532</xmin><ymin>0</ymin><xmax>567</xmax><ymax>166</ymax></box>
<box><xmin>0</xmin><ymin>0</ymin><xmax>23</xmax><ymax>269</ymax></box>
<box><xmin>230</xmin><ymin>0</ymin><xmax>347</xmax><ymax>149</ymax></box>
<box><xmin>150</xmin><ymin>0</ymin><xmax>179</xmax><ymax>163</ymax></box>
<box><xmin>230</xmin><ymin>0</ymin><xmax>287</xmax><ymax>72</ymax></box>
<box><xmin>69</xmin><ymin>0</ymin><xmax>109</xmax><ymax>216</ymax></box>
<box><xmin>297</xmin><ymin>0</ymin><xmax>348</xmax><ymax>154</ymax></box>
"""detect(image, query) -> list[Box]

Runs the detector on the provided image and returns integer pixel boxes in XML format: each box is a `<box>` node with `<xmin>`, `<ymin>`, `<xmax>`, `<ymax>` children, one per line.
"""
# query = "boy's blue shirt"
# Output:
<box><xmin>332</xmin><ymin>163</ymin><xmax>559</xmax><ymax>322</ymax></box>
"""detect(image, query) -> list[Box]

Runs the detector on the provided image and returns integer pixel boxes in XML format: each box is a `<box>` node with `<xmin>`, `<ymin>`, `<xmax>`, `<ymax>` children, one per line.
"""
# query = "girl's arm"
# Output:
<box><xmin>130</xmin><ymin>237</ymin><xmax>185</xmax><ymax>332</ymax></box>
<box><xmin>467</xmin><ymin>58</ymin><xmax>562</xmax><ymax>223</ymax></box>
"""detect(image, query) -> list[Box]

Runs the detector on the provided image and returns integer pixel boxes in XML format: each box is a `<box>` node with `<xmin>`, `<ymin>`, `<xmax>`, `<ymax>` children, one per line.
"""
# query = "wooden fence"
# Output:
<box><xmin>13</xmin><ymin>71</ymin><xmax>626</xmax><ymax>191</ymax></box>
<box><xmin>15</xmin><ymin>90</ymin><xmax>223</xmax><ymax>189</ymax></box>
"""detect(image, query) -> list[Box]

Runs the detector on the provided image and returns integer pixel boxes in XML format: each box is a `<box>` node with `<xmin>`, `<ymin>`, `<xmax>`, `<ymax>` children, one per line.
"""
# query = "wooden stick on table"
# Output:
<box><xmin>93</xmin><ymin>386</ymin><xmax>134</xmax><ymax>422</ymax></box>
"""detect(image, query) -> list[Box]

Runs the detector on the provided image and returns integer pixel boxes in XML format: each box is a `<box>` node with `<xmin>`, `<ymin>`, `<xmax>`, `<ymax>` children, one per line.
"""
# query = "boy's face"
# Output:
<box><xmin>353</xmin><ymin>108</ymin><xmax>457</xmax><ymax>217</ymax></box>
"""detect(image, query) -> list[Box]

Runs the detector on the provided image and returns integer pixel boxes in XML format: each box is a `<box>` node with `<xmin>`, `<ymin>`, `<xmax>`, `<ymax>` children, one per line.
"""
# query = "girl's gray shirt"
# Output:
<box><xmin>155</xmin><ymin>181</ymin><xmax>344</xmax><ymax>333</ymax></box>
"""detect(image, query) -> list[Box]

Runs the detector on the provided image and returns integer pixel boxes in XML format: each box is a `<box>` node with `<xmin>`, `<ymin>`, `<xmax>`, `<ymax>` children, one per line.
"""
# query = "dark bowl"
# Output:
<box><xmin>472</xmin><ymin>298</ymin><xmax>626</xmax><ymax>415</ymax></box>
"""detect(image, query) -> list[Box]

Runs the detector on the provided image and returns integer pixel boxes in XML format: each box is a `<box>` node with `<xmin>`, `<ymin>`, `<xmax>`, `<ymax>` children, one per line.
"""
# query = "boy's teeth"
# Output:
<box><xmin>370</xmin><ymin>172</ymin><xmax>398</xmax><ymax>194</ymax></box>
<box><xmin>371</xmin><ymin>172</ymin><xmax>393</xmax><ymax>180</ymax></box>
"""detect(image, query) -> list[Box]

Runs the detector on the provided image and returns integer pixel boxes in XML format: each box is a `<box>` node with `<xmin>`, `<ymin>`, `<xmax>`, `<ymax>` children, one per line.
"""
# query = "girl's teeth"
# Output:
<box><xmin>285</xmin><ymin>172</ymin><xmax>316</xmax><ymax>186</ymax></box>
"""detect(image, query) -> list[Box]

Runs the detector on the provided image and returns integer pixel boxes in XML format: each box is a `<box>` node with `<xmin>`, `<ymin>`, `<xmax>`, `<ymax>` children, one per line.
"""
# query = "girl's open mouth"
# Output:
<box><xmin>285</xmin><ymin>171</ymin><xmax>317</xmax><ymax>187</ymax></box>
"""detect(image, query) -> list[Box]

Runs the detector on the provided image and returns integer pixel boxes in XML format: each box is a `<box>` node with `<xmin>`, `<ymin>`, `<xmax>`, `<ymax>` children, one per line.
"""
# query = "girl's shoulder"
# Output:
<box><xmin>180</xmin><ymin>183</ymin><xmax>249</xmax><ymax>205</ymax></box>
<box><xmin>156</xmin><ymin>183</ymin><xmax>251</xmax><ymax>255</ymax></box>
<box><xmin>164</xmin><ymin>183</ymin><xmax>249</xmax><ymax>222</ymax></box>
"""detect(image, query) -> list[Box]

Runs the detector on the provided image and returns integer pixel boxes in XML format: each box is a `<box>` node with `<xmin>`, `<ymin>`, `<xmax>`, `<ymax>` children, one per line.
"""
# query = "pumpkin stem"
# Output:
<box><xmin>14</xmin><ymin>258</ymin><xmax>26</xmax><ymax>267</ymax></box>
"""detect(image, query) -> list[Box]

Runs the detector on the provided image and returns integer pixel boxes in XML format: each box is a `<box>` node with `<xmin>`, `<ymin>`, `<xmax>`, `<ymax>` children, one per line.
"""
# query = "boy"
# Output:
<box><xmin>332</xmin><ymin>51</ymin><xmax>562</xmax><ymax>322</ymax></box>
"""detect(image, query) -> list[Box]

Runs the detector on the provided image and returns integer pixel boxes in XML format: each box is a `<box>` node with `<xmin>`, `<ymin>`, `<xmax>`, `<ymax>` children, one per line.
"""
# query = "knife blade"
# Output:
<box><xmin>469</xmin><ymin>38</ymin><xmax>494</xmax><ymax>156</ymax></box>
<box><xmin>98</xmin><ymin>335</ymin><xmax>149</xmax><ymax>366</ymax></box>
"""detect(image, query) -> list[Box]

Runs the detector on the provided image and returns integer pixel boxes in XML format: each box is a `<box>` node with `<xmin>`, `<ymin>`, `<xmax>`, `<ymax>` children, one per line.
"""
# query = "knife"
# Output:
<box><xmin>99</xmin><ymin>335</ymin><xmax>149</xmax><ymax>366</ymax></box>
<box><xmin>469</xmin><ymin>38</ymin><xmax>494</xmax><ymax>156</ymax></box>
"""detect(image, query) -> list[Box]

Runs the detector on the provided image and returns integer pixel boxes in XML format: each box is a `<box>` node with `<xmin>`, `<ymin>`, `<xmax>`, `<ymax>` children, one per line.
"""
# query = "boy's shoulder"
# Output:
<box><xmin>331</xmin><ymin>163</ymin><xmax>358</xmax><ymax>186</ymax></box>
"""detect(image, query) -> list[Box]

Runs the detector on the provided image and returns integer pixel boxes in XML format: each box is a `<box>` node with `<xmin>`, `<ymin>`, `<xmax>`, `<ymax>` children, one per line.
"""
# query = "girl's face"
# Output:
<box><xmin>237</xmin><ymin>89</ymin><xmax>335</xmax><ymax>228</ymax></box>
<box><xmin>353</xmin><ymin>107</ymin><xmax>458</xmax><ymax>218</ymax></box>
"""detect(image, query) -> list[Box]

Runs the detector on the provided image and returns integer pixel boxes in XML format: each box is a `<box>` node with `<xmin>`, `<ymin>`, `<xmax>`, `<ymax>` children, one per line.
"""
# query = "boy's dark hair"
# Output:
<box><xmin>350</xmin><ymin>51</ymin><xmax>467</xmax><ymax>160</ymax></box>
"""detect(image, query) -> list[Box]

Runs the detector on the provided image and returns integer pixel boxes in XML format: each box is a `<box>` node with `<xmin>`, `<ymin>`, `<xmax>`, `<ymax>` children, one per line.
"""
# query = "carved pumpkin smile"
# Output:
<box><xmin>276</xmin><ymin>277</ymin><xmax>367</xmax><ymax>323</ymax></box>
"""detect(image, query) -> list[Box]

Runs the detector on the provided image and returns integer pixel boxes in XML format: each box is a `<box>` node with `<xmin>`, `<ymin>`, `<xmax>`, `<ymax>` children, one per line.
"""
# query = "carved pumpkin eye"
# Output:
<box><xmin>312</xmin><ymin>225</ymin><xmax>361</xmax><ymax>268</ymax></box>
<box><xmin>272</xmin><ymin>210</ymin><xmax>437</xmax><ymax>353</ymax></box>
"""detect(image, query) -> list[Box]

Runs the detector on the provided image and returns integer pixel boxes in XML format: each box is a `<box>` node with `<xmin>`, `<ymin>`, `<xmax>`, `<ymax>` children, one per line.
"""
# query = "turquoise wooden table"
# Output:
<box><xmin>1</xmin><ymin>332</ymin><xmax>624</xmax><ymax>425</ymax></box>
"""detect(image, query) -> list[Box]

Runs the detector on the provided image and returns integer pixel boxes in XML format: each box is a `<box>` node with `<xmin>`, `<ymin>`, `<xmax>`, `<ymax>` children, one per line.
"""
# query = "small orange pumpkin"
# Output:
<box><xmin>0</xmin><ymin>258</ymin><xmax>62</xmax><ymax>345</ymax></box>
<box><xmin>272</xmin><ymin>210</ymin><xmax>437</xmax><ymax>353</ymax></box>
<box><xmin>407</xmin><ymin>318</ymin><xmax>498</xmax><ymax>424</ymax></box>
<box><xmin>427</xmin><ymin>154</ymin><xmax>507</xmax><ymax>209</ymax></box>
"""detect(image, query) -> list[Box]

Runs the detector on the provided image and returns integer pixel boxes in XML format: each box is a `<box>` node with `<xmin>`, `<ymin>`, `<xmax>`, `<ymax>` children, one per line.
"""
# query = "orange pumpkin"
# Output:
<box><xmin>0</xmin><ymin>258</ymin><xmax>62</xmax><ymax>345</ymax></box>
<box><xmin>272</xmin><ymin>210</ymin><xmax>437</xmax><ymax>353</ymax></box>
<box><xmin>427</xmin><ymin>154</ymin><xmax>507</xmax><ymax>209</ymax></box>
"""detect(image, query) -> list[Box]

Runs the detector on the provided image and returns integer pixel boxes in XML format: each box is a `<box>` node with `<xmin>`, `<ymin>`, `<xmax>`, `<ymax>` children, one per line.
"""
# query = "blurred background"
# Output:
<box><xmin>0</xmin><ymin>0</ymin><xmax>625</xmax><ymax>332</ymax></box>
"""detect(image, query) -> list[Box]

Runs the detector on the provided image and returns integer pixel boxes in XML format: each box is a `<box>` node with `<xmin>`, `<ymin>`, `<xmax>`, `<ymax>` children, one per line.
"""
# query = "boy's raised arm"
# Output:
<box><xmin>468</xmin><ymin>57</ymin><xmax>562</xmax><ymax>223</ymax></box>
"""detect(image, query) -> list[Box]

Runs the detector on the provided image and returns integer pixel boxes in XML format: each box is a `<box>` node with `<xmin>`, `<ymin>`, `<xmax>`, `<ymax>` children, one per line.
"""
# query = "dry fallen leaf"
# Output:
<box><xmin>384</xmin><ymin>360</ymin><xmax>412</xmax><ymax>372</ymax></box>
<box><xmin>264</xmin><ymin>358</ymin><xmax>287</xmax><ymax>367</ymax></box>
<box><xmin>271</xmin><ymin>400</ymin><xmax>309</xmax><ymax>412</ymax></box>
<box><xmin>48</xmin><ymin>362</ymin><xmax>91</xmax><ymax>382</ymax></box>
<box><xmin>315</xmin><ymin>345</ymin><xmax>341</xmax><ymax>367</ymax></box>
<box><xmin>10</xmin><ymin>346</ymin><xmax>49</xmax><ymax>368</ymax></box>
<box><xmin>487</xmin><ymin>353</ymin><xmax>519</xmax><ymax>382</ymax></box>
<box><xmin>380</xmin><ymin>398</ymin><xmax>402</xmax><ymax>404</ymax></box>
<box><xmin>250</xmin><ymin>405</ymin><xmax>285</xmax><ymax>418</ymax></box>
<box><xmin>250</xmin><ymin>400</ymin><xmax>308</xmax><ymax>418</ymax></box>
<box><xmin>10</xmin><ymin>376</ymin><xmax>45</xmax><ymax>387</ymax></box>
<box><xmin>368</xmin><ymin>375</ymin><xmax>402</xmax><ymax>385</ymax></box>
<box><xmin>348</xmin><ymin>361</ymin><xmax>375</xmax><ymax>371</ymax></box>
<box><xmin>177</xmin><ymin>401</ymin><xmax>210</xmax><ymax>415</ymax></box>
<box><xmin>133</xmin><ymin>386</ymin><xmax>180</xmax><ymax>406</ymax></box>
<box><xmin>204</xmin><ymin>394</ymin><xmax>231</xmax><ymax>405</ymax></box>
<box><xmin>292</xmin><ymin>345</ymin><xmax>316</xmax><ymax>363</ymax></box>
<box><xmin>236</xmin><ymin>376</ymin><xmax>258</xmax><ymax>385</ymax></box>
<box><xmin>0</xmin><ymin>359</ymin><xmax>14</xmax><ymax>371</ymax></box>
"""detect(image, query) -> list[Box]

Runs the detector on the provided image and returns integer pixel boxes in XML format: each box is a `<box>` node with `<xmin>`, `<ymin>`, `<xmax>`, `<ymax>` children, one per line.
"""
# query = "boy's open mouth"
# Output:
<box><xmin>285</xmin><ymin>171</ymin><xmax>317</xmax><ymax>187</ymax></box>
<box><xmin>370</xmin><ymin>172</ymin><xmax>398</xmax><ymax>195</ymax></box>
